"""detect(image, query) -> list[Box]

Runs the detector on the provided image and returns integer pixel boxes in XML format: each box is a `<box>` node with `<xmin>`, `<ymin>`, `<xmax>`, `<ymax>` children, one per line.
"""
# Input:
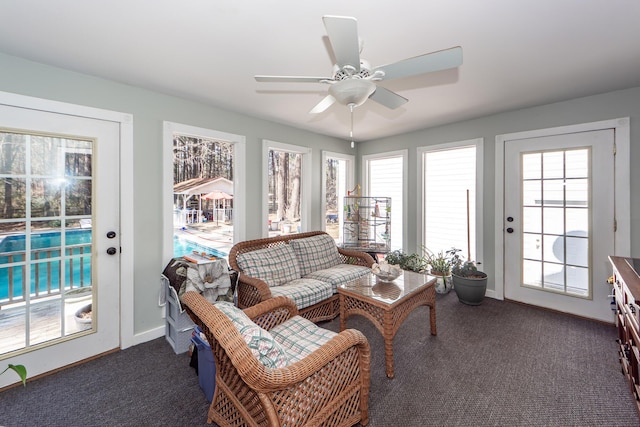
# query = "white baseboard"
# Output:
<box><xmin>125</xmin><ymin>325</ymin><xmax>165</xmax><ymax>349</ymax></box>
<box><xmin>485</xmin><ymin>289</ymin><xmax>498</xmax><ymax>300</ymax></box>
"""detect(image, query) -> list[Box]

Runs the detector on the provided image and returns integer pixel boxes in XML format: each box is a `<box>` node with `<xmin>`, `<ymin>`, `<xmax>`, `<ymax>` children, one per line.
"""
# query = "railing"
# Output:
<box><xmin>173</xmin><ymin>209</ymin><xmax>202</xmax><ymax>227</ymax></box>
<box><xmin>174</xmin><ymin>208</ymin><xmax>234</xmax><ymax>226</ymax></box>
<box><xmin>0</xmin><ymin>243</ymin><xmax>92</xmax><ymax>306</ymax></box>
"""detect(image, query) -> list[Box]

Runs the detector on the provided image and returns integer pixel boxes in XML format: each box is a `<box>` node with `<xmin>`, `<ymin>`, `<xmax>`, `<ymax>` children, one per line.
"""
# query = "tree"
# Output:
<box><xmin>173</xmin><ymin>135</ymin><xmax>233</xmax><ymax>183</ymax></box>
<box><xmin>276</xmin><ymin>151</ymin><xmax>286</xmax><ymax>221</ymax></box>
<box><xmin>287</xmin><ymin>153</ymin><xmax>301</xmax><ymax>221</ymax></box>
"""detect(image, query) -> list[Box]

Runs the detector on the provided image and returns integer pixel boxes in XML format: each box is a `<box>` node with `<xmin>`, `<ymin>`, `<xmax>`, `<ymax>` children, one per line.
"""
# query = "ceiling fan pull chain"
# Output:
<box><xmin>350</xmin><ymin>104</ymin><xmax>355</xmax><ymax>148</ymax></box>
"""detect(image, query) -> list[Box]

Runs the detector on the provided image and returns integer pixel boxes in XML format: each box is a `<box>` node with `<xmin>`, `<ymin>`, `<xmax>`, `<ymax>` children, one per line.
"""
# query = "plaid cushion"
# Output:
<box><xmin>271</xmin><ymin>315</ymin><xmax>337</xmax><ymax>363</ymax></box>
<box><xmin>289</xmin><ymin>234</ymin><xmax>342</xmax><ymax>276</ymax></box>
<box><xmin>236</xmin><ymin>244</ymin><xmax>301</xmax><ymax>287</ymax></box>
<box><xmin>269</xmin><ymin>278</ymin><xmax>333</xmax><ymax>310</ymax></box>
<box><xmin>214</xmin><ymin>302</ymin><xmax>289</xmax><ymax>368</ymax></box>
<box><xmin>305</xmin><ymin>264</ymin><xmax>372</xmax><ymax>293</ymax></box>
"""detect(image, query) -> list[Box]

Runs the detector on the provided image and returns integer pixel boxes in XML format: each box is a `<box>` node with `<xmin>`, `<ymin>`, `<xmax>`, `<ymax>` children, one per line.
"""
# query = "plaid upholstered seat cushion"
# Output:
<box><xmin>305</xmin><ymin>264</ymin><xmax>372</xmax><ymax>293</ymax></box>
<box><xmin>270</xmin><ymin>315</ymin><xmax>338</xmax><ymax>363</ymax></box>
<box><xmin>214</xmin><ymin>302</ymin><xmax>289</xmax><ymax>368</ymax></box>
<box><xmin>269</xmin><ymin>278</ymin><xmax>333</xmax><ymax>310</ymax></box>
<box><xmin>289</xmin><ymin>234</ymin><xmax>342</xmax><ymax>277</ymax></box>
<box><xmin>236</xmin><ymin>244</ymin><xmax>301</xmax><ymax>287</ymax></box>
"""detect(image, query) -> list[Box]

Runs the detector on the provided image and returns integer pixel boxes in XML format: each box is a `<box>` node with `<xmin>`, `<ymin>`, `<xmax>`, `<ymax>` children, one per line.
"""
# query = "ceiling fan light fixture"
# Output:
<box><xmin>328</xmin><ymin>78</ymin><xmax>376</xmax><ymax>107</ymax></box>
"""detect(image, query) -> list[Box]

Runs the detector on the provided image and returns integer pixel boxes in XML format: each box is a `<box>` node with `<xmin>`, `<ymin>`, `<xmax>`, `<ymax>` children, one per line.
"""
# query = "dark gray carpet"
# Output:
<box><xmin>1</xmin><ymin>291</ymin><xmax>638</xmax><ymax>426</ymax></box>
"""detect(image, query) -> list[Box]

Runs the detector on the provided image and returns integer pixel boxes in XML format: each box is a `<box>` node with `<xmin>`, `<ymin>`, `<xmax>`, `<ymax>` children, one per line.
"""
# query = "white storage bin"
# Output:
<box><xmin>162</xmin><ymin>275</ymin><xmax>195</xmax><ymax>354</ymax></box>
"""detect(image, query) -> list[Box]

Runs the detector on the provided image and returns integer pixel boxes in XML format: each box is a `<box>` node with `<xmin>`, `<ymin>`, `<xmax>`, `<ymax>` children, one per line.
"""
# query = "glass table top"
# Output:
<box><xmin>339</xmin><ymin>271</ymin><xmax>435</xmax><ymax>305</ymax></box>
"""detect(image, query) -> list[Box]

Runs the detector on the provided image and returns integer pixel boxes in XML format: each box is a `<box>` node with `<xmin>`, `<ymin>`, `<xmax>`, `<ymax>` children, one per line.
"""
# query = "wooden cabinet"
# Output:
<box><xmin>610</xmin><ymin>255</ymin><xmax>640</xmax><ymax>415</ymax></box>
<box><xmin>342</xmin><ymin>196</ymin><xmax>391</xmax><ymax>253</ymax></box>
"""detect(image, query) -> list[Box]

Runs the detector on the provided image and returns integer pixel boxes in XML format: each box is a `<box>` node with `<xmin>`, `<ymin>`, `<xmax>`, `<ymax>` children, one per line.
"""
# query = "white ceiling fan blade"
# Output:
<box><xmin>323</xmin><ymin>15</ymin><xmax>361</xmax><ymax>72</ymax></box>
<box><xmin>373</xmin><ymin>46</ymin><xmax>463</xmax><ymax>81</ymax></box>
<box><xmin>369</xmin><ymin>87</ymin><xmax>408</xmax><ymax>110</ymax></box>
<box><xmin>309</xmin><ymin>94</ymin><xmax>336</xmax><ymax>114</ymax></box>
<box><xmin>255</xmin><ymin>75</ymin><xmax>331</xmax><ymax>83</ymax></box>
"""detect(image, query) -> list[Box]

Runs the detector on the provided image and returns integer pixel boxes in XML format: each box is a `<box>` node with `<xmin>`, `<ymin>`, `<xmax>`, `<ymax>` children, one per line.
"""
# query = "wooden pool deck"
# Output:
<box><xmin>0</xmin><ymin>297</ymin><xmax>91</xmax><ymax>354</ymax></box>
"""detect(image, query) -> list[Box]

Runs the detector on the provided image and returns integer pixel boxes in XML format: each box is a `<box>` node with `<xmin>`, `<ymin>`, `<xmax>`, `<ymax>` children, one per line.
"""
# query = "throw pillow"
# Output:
<box><xmin>236</xmin><ymin>244</ymin><xmax>301</xmax><ymax>287</ymax></box>
<box><xmin>289</xmin><ymin>234</ymin><xmax>342</xmax><ymax>277</ymax></box>
<box><xmin>214</xmin><ymin>302</ymin><xmax>289</xmax><ymax>368</ymax></box>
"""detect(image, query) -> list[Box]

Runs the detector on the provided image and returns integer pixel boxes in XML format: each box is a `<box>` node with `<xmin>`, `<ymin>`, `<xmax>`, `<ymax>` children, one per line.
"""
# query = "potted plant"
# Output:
<box><xmin>1</xmin><ymin>364</ymin><xmax>27</xmax><ymax>386</ymax></box>
<box><xmin>451</xmin><ymin>251</ymin><xmax>488</xmax><ymax>305</ymax></box>
<box><xmin>424</xmin><ymin>248</ymin><xmax>457</xmax><ymax>294</ymax></box>
<box><xmin>384</xmin><ymin>250</ymin><xmax>428</xmax><ymax>273</ymax></box>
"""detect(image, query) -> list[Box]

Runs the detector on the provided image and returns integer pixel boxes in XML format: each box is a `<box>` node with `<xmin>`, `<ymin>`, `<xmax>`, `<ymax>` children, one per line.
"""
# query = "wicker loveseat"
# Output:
<box><xmin>182</xmin><ymin>292</ymin><xmax>371</xmax><ymax>426</ymax></box>
<box><xmin>229</xmin><ymin>231</ymin><xmax>375</xmax><ymax>322</ymax></box>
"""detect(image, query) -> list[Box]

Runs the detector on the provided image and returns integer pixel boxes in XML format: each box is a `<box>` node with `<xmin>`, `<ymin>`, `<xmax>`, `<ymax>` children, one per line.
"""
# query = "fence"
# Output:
<box><xmin>0</xmin><ymin>243</ymin><xmax>92</xmax><ymax>306</ymax></box>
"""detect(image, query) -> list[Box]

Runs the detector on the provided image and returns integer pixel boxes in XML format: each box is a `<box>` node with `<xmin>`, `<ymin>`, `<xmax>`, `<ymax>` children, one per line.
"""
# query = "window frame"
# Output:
<box><xmin>321</xmin><ymin>150</ymin><xmax>355</xmax><ymax>240</ymax></box>
<box><xmin>362</xmin><ymin>150</ymin><xmax>407</xmax><ymax>252</ymax></box>
<box><xmin>417</xmin><ymin>138</ymin><xmax>484</xmax><ymax>266</ymax></box>
<box><xmin>162</xmin><ymin>121</ymin><xmax>246</xmax><ymax>262</ymax></box>
<box><xmin>261</xmin><ymin>139</ymin><xmax>311</xmax><ymax>238</ymax></box>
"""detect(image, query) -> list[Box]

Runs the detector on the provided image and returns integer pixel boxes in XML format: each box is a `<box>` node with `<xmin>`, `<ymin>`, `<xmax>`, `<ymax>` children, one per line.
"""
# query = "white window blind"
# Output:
<box><xmin>368</xmin><ymin>156</ymin><xmax>403</xmax><ymax>251</ymax></box>
<box><xmin>424</xmin><ymin>146</ymin><xmax>476</xmax><ymax>260</ymax></box>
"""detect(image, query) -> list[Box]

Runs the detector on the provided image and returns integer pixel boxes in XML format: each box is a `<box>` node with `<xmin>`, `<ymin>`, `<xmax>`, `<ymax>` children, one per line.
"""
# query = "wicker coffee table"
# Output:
<box><xmin>338</xmin><ymin>271</ymin><xmax>437</xmax><ymax>378</ymax></box>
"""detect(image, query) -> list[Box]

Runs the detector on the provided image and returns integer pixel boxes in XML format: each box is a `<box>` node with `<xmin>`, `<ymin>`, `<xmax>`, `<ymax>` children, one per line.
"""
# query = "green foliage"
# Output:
<box><xmin>384</xmin><ymin>250</ymin><xmax>428</xmax><ymax>273</ymax></box>
<box><xmin>450</xmin><ymin>249</ymin><xmax>480</xmax><ymax>277</ymax></box>
<box><xmin>1</xmin><ymin>364</ymin><xmax>27</xmax><ymax>387</ymax></box>
<box><xmin>384</xmin><ymin>249</ymin><xmax>406</xmax><ymax>266</ymax></box>
<box><xmin>424</xmin><ymin>247</ymin><xmax>459</xmax><ymax>275</ymax></box>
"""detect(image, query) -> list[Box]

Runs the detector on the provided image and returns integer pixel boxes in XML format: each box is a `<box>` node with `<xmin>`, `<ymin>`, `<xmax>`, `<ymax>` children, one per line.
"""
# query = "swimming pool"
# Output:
<box><xmin>0</xmin><ymin>230</ymin><xmax>225</xmax><ymax>301</ymax></box>
<box><xmin>172</xmin><ymin>235</ymin><xmax>227</xmax><ymax>259</ymax></box>
<box><xmin>0</xmin><ymin>230</ymin><xmax>93</xmax><ymax>301</ymax></box>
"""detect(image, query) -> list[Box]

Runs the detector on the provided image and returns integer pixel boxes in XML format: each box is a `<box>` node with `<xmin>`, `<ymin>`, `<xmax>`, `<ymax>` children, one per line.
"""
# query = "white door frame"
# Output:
<box><xmin>0</xmin><ymin>91</ymin><xmax>134</xmax><ymax>375</ymax></box>
<box><xmin>0</xmin><ymin>92</ymin><xmax>136</xmax><ymax>349</ymax></box>
<box><xmin>494</xmin><ymin>118</ymin><xmax>630</xmax><ymax>301</ymax></box>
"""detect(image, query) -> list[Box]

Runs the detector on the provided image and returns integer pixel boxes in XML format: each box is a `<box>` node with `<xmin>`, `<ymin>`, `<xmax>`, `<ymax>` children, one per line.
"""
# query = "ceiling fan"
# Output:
<box><xmin>255</xmin><ymin>15</ymin><xmax>463</xmax><ymax>114</ymax></box>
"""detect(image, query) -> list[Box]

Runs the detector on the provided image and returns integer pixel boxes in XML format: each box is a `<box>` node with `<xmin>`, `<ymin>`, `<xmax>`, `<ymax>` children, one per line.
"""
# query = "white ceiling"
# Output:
<box><xmin>1</xmin><ymin>1</ymin><xmax>640</xmax><ymax>142</ymax></box>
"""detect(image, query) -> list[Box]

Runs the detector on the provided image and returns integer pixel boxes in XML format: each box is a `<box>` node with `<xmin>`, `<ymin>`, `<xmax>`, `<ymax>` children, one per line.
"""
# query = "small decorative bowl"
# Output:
<box><xmin>372</xmin><ymin>269</ymin><xmax>402</xmax><ymax>282</ymax></box>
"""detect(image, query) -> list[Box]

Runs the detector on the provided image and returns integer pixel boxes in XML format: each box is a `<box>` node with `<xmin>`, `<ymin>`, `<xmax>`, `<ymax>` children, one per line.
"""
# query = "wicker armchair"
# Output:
<box><xmin>228</xmin><ymin>231</ymin><xmax>374</xmax><ymax>322</ymax></box>
<box><xmin>182</xmin><ymin>291</ymin><xmax>371</xmax><ymax>426</ymax></box>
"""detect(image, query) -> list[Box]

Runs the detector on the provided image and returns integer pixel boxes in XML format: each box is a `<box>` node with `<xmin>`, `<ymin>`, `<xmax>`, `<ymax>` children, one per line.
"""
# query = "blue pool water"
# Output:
<box><xmin>0</xmin><ymin>230</ymin><xmax>225</xmax><ymax>301</ymax></box>
<box><xmin>0</xmin><ymin>230</ymin><xmax>93</xmax><ymax>302</ymax></box>
<box><xmin>173</xmin><ymin>235</ymin><xmax>227</xmax><ymax>259</ymax></box>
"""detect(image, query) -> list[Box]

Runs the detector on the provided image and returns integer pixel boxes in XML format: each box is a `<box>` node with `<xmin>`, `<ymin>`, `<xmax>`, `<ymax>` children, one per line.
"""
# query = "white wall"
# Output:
<box><xmin>2</xmin><ymin>50</ymin><xmax>639</xmax><ymax>339</ymax></box>
<box><xmin>0</xmin><ymin>52</ymin><xmax>353</xmax><ymax>341</ymax></box>
<box><xmin>359</xmin><ymin>86</ymin><xmax>640</xmax><ymax>293</ymax></box>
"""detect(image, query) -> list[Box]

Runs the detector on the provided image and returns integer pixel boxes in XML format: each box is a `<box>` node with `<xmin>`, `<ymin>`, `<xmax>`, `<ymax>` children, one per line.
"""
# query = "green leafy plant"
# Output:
<box><xmin>1</xmin><ymin>364</ymin><xmax>27</xmax><ymax>387</ymax></box>
<box><xmin>450</xmin><ymin>249</ymin><xmax>484</xmax><ymax>278</ymax></box>
<box><xmin>424</xmin><ymin>247</ymin><xmax>460</xmax><ymax>275</ymax></box>
<box><xmin>384</xmin><ymin>250</ymin><xmax>428</xmax><ymax>273</ymax></box>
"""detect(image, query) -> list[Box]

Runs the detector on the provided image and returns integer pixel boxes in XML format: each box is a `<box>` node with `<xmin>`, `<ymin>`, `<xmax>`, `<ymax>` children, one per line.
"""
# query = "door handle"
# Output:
<box><xmin>106</xmin><ymin>247</ymin><xmax>118</xmax><ymax>255</ymax></box>
<box><xmin>506</xmin><ymin>227</ymin><xmax>514</xmax><ymax>233</ymax></box>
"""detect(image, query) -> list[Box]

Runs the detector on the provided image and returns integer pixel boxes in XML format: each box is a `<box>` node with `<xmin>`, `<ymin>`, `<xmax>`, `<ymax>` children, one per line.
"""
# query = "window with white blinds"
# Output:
<box><xmin>423</xmin><ymin>145</ymin><xmax>476</xmax><ymax>261</ymax></box>
<box><xmin>366</xmin><ymin>155</ymin><xmax>403</xmax><ymax>251</ymax></box>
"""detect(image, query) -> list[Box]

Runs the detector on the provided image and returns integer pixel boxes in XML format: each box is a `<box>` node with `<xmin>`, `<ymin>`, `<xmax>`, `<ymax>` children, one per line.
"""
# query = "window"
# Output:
<box><xmin>322</xmin><ymin>151</ymin><xmax>354</xmax><ymax>243</ymax></box>
<box><xmin>163</xmin><ymin>122</ymin><xmax>246</xmax><ymax>262</ymax></box>
<box><xmin>363</xmin><ymin>151</ymin><xmax>406</xmax><ymax>251</ymax></box>
<box><xmin>1</xmin><ymin>132</ymin><xmax>94</xmax><ymax>352</ymax></box>
<box><xmin>420</xmin><ymin>139</ymin><xmax>483</xmax><ymax>263</ymax></box>
<box><xmin>521</xmin><ymin>148</ymin><xmax>590</xmax><ymax>296</ymax></box>
<box><xmin>262</xmin><ymin>140</ymin><xmax>311</xmax><ymax>237</ymax></box>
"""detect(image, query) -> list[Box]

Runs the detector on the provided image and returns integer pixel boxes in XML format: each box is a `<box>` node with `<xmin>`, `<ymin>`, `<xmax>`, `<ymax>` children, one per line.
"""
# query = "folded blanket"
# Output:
<box><xmin>183</xmin><ymin>259</ymin><xmax>231</xmax><ymax>304</ymax></box>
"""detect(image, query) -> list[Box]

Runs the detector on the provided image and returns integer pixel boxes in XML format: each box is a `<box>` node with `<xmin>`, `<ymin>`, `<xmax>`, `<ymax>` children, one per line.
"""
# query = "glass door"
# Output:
<box><xmin>0</xmin><ymin>103</ymin><xmax>120</xmax><ymax>387</ymax></box>
<box><xmin>503</xmin><ymin>129</ymin><xmax>615</xmax><ymax>321</ymax></box>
